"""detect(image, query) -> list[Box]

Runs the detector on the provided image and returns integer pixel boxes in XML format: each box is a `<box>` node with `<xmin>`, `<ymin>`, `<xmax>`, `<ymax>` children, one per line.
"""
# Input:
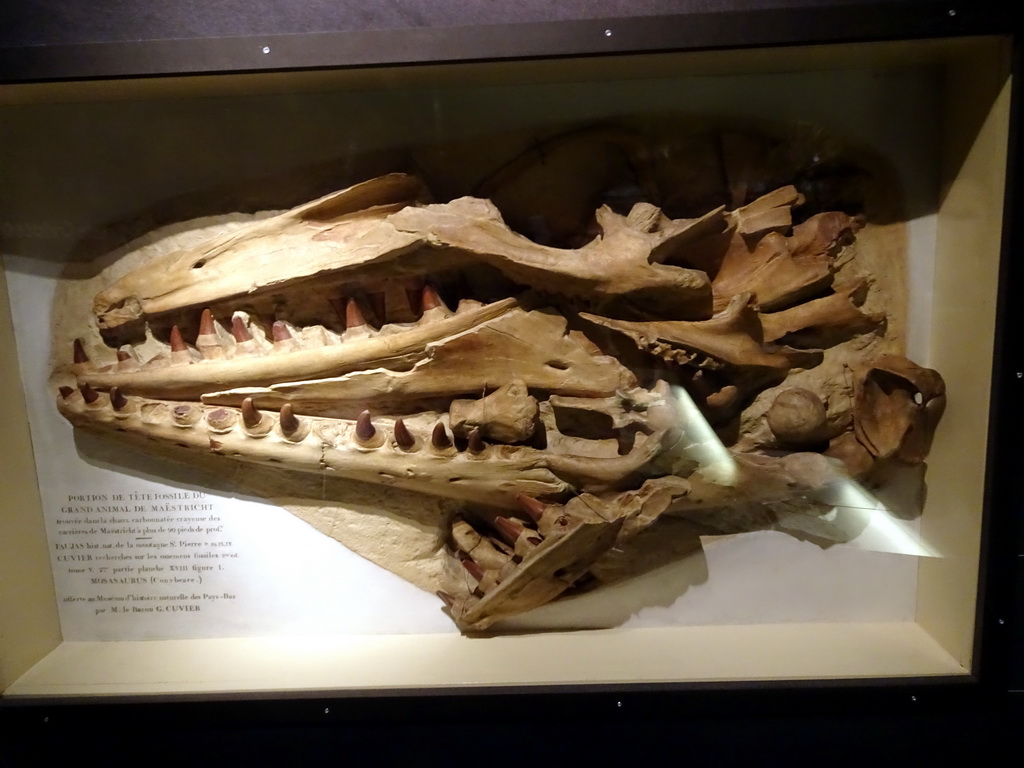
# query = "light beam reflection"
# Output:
<box><xmin>668</xmin><ymin>385</ymin><xmax>938</xmax><ymax>558</ymax></box>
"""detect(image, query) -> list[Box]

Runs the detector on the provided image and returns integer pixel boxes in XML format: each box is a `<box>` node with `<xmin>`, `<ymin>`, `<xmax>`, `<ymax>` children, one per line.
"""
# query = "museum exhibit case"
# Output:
<box><xmin>1</xmin><ymin>4</ymin><xmax>1020</xmax><ymax>713</ymax></box>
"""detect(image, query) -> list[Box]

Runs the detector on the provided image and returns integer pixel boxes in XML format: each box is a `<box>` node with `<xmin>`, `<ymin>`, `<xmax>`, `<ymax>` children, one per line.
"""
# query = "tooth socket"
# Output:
<box><xmin>197</xmin><ymin>336</ymin><xmax>226</xmax><ymax>359</ymax></box>
<box><xmin>206</xmin><ymin>407</ymin><xmax>237</xmax><ymax>433</ymax></box>
<box><xmin>58</xmin><ymin>386</ymin><xmax>75</xmax><ymax>400</ymax></box>
<box><xmin>172</xmin><ymin>403</ymin><xmax>202</xmax><ymax>427</ymax></box>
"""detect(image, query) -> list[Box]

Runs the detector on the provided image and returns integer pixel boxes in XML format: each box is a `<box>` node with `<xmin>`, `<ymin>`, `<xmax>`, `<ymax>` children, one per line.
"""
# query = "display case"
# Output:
<box><xmin>1</xmin><ymin>2</ymin><xmax>1020</xmax><ymax>715</ymax></box>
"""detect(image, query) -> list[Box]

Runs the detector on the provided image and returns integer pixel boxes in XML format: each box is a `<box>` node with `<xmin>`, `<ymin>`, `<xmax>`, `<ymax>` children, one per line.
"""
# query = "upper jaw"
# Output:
<box><xmin>90</xmin><ymin>173</ymin><xmax>715</xmax><ymax>344</ymax></box>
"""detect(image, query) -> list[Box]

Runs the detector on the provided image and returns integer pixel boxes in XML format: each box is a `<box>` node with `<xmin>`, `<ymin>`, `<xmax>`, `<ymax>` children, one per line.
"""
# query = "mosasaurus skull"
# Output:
<box><xmin>52</xmin><ymin>127</ymin><xmax>945</xmax><ymax>631</ymax></box>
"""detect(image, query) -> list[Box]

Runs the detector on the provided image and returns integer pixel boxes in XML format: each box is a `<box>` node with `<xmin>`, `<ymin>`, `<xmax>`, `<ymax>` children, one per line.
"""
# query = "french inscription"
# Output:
<box><xmin>54</xmin><ymin>488</ymin><xmax>238</xmax><ymax>617</ymax></box>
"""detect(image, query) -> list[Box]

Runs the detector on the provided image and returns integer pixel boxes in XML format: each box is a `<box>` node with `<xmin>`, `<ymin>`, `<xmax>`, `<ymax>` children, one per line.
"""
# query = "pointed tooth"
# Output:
<box><xmin>460</xmin><ymin>555</ymin><xmax>486</xmax><ymax>582</ymax></box>
<box><xmin>355</xmin><ymin>409</ymin><xmax>376</xmax><ymax>442</ymax></box>
<box><xmin>279</xmin><ymin>403</ymin><xmax>299</xmax><ymax>434</ymax></box>
<box><xmin>271</xmin><ymin>320</ymin><xmax>298</xmax><ymax>353</ymax></box>
<box><xmin>199</xmin><ymin>308</ymin><xmax>216</xmax><ymax>337</ymax></box>
<box><xmin>109</xmin><ymin>386</ymin><xmax>128</xmax><ymax>411</ymax></box>
<box><xmin>345</xmin><ymin>298</ymin><xmax>369</xmax><ymax>329</ymax></box>
<box><xmin>421</xmin><ymin>283</ymin><xmax>448</xmax><ymax>312</ymax></box>
<box><xmin>58</xmin><ymin>386</ymin><xmax>75</xmax><ymax>400</ymax></box>
<box><xmin>241</xmin><ymin>397</ymin><xmax>262</xmax><ymax>429</ymax></box>
<box><xmin>493</xmin><ymin>516</ymin><xmax>525</xmax><ymax>545</ymax></box>
<box><xmin>231</xmin><ymin>315</ymin><xmax>252</xmax><ymax>343</ymax></box>
<box><xmin>196</xmin><ymin>309</ymin><xmax>225</xmax><ymax>359</ymax></box>
<box><xmin>169</xmin><ymin>325</ymin><xmax>193</xmax><ymax>365</ymax></box>
<box><xmin>515</xmin><ymin>493</ymin><xmax>547</xmax><ymax>523</ymax></box>
<box><xmin>431</xmin><ymin>422</ymin><xmax>452</xmax><ymax>449</ymax></box>
<box><xmin>278</xmin><ymin>403</ymin><xmax>305</xmax><ymax>438</ymax></box>
<box><xmin>436</xmin><ymin>590</ymin><xmax>457</xmax><ymax>610</ymax></box>
<box><xmin>271</xmin><ymin>321</ymin><xmax>292</xmax><ymax>343</ymax></box>
<box><xmin>115</xmin><ymin>347</ymin><xmax>140</xmax><ymax>372</ymax></box>
<box><xmin>73</xmin><ymin>339</ymin><xmax>89</xmax><ymax>364</ymax></box>
<box><xmin>393</xmin><ymin>417</ymin><xmax>415</xmax><ymax>450</ymax></box>
<box><xmin>79</xmin><ymin>383</ymin><xmax>99</xmax><ymax>405</ymax></box>
<box><xmin>467</xmin><ymin>428</ymin><xmax>485</xmax><ymax>454</ymax></box>
<box><xmin>169</xmin><ymin>325</ymin><xmax>187</xmax><ymax>352</ymax></box>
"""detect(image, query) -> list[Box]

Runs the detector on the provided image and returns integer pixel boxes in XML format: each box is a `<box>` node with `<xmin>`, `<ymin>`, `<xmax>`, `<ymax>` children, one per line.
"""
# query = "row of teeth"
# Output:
<box><xmin>436</xmin><ymin>497</ymin><xmax>575</xmax><ymax>609</ymax></box>
<box><xmin>645</xmin><ymin>340</ymin><xmax>718</xmax><ymax>369</ymax></box>
<box><xmin>73</xmin><ymin>283</ymin><xmax>480</xmax><ymax>372</ymax></box>
<box><xmin>60</xmin><ymin>385</ymin><xmax>507</xmax><ymax>454</ymax></box>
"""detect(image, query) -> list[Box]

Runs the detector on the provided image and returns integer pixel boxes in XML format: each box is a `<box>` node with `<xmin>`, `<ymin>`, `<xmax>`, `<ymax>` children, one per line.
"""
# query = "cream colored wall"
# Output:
<box><xmin>916</xmin><ymin>41</ymin><xmax>1012</xmax><ymax>668</ymax></box>
<box><xmin>0</xmin><ymin>266</ymin><xmax>61</xmax><ymax>690</ymax></box>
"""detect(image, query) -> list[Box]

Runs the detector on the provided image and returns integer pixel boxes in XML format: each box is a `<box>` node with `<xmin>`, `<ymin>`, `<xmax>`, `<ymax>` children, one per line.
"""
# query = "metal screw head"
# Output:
<box><xmin>604</xmin><ymin>29</ymin><xmax>613</xmax><ymax>37</ymax></box>
<box><xmin>262</xmin><ymin>45</ymin><xmax>271</xmax><ymax>54</ymax></box>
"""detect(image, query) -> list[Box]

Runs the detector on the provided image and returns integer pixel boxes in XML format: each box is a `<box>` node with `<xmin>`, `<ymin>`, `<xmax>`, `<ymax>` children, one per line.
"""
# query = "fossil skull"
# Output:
<box><xmin>54</xmin><ymin>129</ymin><xmax>944</xmax><ymax>631</ymax></box>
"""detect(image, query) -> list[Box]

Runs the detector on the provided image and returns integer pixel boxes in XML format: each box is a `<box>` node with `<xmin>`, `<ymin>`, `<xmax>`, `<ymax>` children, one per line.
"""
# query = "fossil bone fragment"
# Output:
<box><xmin>53</xmin><ymin>126</ymin><xmax>945</xmax><ymax>632</ymax></box>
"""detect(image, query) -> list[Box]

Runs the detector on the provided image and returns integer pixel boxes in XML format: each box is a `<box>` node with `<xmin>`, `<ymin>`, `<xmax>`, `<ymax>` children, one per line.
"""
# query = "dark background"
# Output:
<box><xmin>1</xmin><ymin>1</ymin><xmax>1021</xmax><ymax>763</ymax></box>
<box><xmin>0</xmin><ymin>0</ymin><xmax>974</xmax><ymax>47</ymax></box>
